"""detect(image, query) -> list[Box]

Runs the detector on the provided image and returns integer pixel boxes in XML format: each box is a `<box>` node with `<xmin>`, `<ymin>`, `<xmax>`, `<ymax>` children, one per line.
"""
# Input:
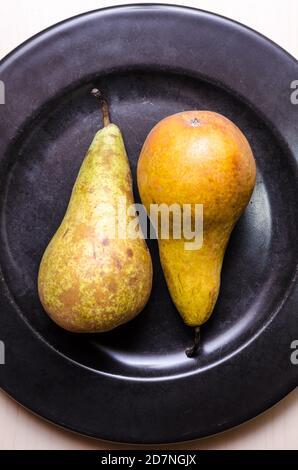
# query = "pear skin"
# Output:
<box><xmin>38</xmin><ymin>92</ymin><xmax>152</xmax><ymax>333</ymax></box>
<box><xmin>137</xmin><ymin>111</ymin><xmax>256</xmax><ymax>351</ymax></box>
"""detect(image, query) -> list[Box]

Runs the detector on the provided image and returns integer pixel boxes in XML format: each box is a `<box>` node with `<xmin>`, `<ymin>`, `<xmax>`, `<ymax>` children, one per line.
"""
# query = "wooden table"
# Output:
<box><xmin>1</xmin><ymin>0</ymin><xmax>297</xmax><ymax>450</ymax></box>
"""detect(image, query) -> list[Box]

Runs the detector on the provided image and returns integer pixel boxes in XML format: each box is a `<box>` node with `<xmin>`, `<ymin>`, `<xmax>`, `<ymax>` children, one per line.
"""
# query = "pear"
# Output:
<box><xmin>38</xmin><ymin>89</ymin><xmax>152</xmax><ymax>333</ymax></box>
<box><xmin>137</xmin><ymin>111</ymin><xmax>256</xmax><ymax>356</ymax></box>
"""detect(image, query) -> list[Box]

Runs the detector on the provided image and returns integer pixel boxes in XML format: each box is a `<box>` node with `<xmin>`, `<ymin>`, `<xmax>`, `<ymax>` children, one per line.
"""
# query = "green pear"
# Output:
<box><xmin>38</xmin><ymin>90</ymin><xmax>152</xmax><ymax>332</ymax></box>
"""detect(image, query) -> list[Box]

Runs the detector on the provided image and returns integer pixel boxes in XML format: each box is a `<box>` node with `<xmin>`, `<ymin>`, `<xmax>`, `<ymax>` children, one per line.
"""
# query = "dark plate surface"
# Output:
<box><xmin>0</xmin><ymin>4</ymin><xmax>297</xmax><ymax>444</ymax></box>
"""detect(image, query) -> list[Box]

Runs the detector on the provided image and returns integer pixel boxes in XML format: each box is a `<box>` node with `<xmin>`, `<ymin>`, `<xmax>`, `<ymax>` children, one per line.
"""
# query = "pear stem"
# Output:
<box><xmin>91</xmin><ymin>88</ymin><xmax>110</xmax><ymax>127</ymax></box>
<box><xmin>186</xmin><ymin>326</ymin><xmax>200</xmax><ymax>358</ymax></box>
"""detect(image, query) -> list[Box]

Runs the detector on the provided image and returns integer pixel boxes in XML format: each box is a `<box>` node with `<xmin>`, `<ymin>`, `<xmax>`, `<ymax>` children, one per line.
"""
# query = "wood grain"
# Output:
<box><xmin>0</xmin><ymin>0</ymin><xmax>297</xmax><ymax>450</ymax></box>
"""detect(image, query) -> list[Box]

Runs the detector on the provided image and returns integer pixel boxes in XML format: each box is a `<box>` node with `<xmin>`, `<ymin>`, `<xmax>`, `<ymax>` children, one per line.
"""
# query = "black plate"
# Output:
<box><xmin>0</xmin><ymin>4</ymin><xmax>297</xmax><ymax>444</ymax></box>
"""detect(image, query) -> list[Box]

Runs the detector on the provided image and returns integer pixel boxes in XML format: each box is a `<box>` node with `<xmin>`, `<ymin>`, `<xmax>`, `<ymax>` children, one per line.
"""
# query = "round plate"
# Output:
<box><xmin>0</xmin><ymin>4</ymin><xmax>297</xmax><ymax>444</ymax></box>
